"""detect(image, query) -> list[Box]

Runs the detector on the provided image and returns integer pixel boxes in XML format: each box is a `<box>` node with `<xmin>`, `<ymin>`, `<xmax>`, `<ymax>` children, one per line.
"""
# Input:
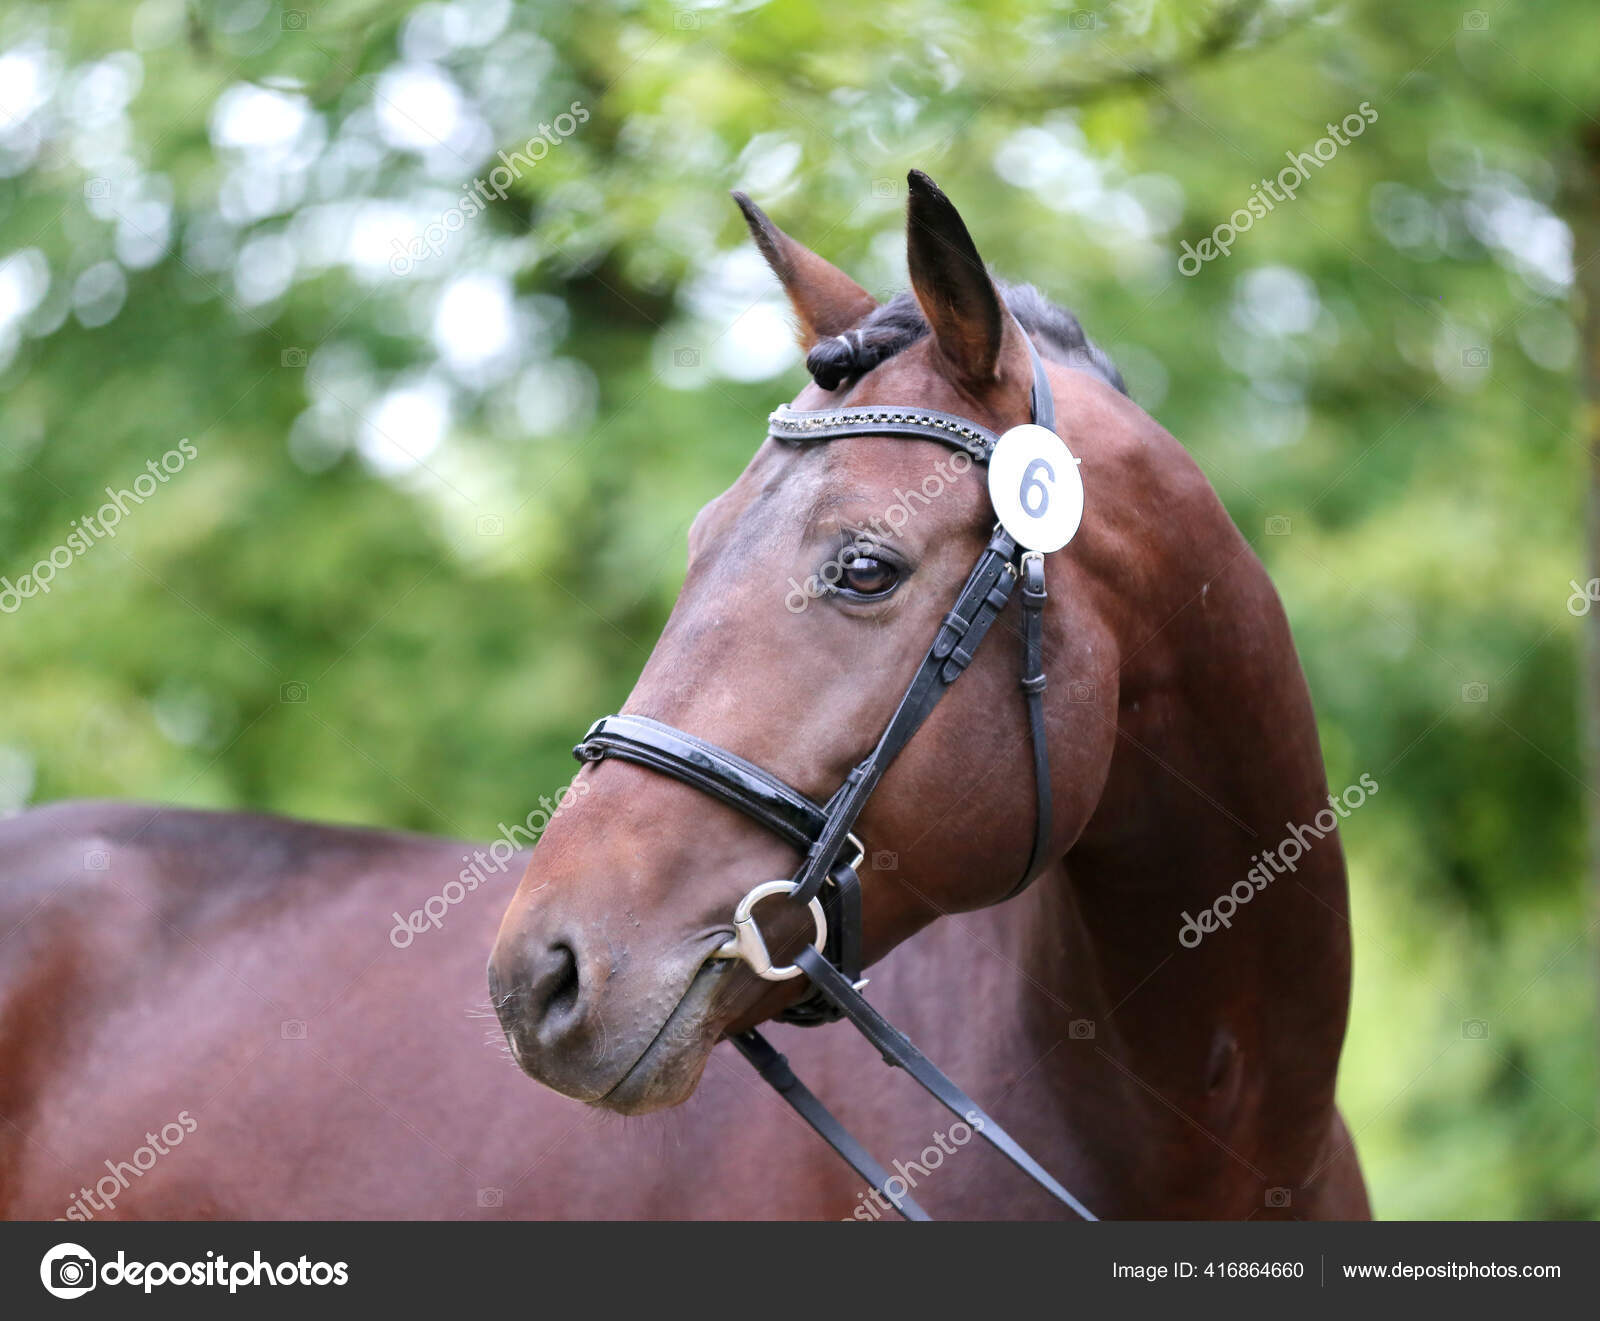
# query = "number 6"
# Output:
<box><xmin>1019</xmin><ymin>457</ymin><xmax>1054</xmax><ymax>518</ymax></box>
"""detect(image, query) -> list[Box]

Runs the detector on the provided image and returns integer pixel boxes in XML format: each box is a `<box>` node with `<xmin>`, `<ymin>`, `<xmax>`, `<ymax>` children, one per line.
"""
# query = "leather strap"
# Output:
<box><xmin>794</xmin><ymin>946</ymin><xmax>1095</xmax><ymax>1219</ymax></box>
<box><xmin>779</xmin><ymin>861</ymin><xmax>861</xmax><ymax>1027</ymax></box>
<box><xmin>1013</xmin><ymin>551</ymin><xmax>1053</xmax><ymax>896</ymax></box>
<box><xmin>1024</xmin><ymin>325</ymin><xmax>1056</xmax><ymax>432</ymax></box>
<box><xmin>731</xmin><ymin>1029</ymin><xmax>930</xmax><ymax>1220</ymax></box>
<box><xmin>790</xmin><ymin>526</ymin><xmax>1021</xmax><ymax>907</ymax></box>
<box><xmin>575</xmin><ymin>714</ymin><xmax>828</xmax><ymax>851</ymax></box>
<box><xmin>768</xmin><ymin>404</ymin><xmax>998</xmax><ymax>459</ymax></box>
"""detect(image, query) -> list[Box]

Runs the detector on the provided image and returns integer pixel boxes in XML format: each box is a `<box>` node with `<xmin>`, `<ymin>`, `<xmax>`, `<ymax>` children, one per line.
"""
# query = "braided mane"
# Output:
<box><xmin>804</xmin><ymin>281</ymin><xmax>1126</xmax><ymax>395</ymax></box>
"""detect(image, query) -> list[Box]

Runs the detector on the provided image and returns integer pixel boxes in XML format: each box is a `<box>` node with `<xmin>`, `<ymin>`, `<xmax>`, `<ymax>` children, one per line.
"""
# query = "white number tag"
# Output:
<box><xmin>987</xmin><ymin>424</ymin><xmax>1083</xmax><ymax>552</ymax></box>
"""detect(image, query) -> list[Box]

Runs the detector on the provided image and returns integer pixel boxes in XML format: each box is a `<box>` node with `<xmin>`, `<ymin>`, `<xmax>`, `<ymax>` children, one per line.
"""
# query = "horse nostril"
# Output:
<box><xmin>494</xmin><ymin>937</ymin><xmax>586</xmax><ymax>1050</ymax></box>
<box><xmin>539</xmin><ymin>941</ymin><xmax>581</xmax><ymax>1025</ymax></box>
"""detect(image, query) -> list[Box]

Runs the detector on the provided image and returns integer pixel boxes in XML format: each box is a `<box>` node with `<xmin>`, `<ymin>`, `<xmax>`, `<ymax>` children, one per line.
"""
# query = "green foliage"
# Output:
<box><xmin>0</xmin><ymin>0</ymin><xmax>1595</xmax><ymax>1216</ymax></box>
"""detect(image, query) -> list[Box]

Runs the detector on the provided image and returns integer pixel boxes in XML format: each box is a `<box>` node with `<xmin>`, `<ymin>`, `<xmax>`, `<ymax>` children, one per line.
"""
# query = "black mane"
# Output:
<box><xmin>805</xmin><ymin>280</ymin><xmax>1126</xmax><ymax>396</ymax></box>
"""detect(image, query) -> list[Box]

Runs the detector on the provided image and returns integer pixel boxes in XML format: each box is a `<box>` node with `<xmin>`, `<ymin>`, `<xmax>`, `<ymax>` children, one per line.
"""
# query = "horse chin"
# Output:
<box><xmin>590</xmin><ymin>958</ymin><xmax>734</xmax><ymax>1115</ymax></box>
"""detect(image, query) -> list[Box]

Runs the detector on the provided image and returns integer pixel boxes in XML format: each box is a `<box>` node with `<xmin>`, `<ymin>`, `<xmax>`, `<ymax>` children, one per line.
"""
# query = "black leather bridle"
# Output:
<box><xmin>573</xmin><ymin>325</ymin><xmax>1095</xmax><ymax>1221</ymax></box>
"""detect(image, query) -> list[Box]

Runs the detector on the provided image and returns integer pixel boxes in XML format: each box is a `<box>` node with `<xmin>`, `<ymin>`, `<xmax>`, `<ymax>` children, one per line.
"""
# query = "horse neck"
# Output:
<box><xmin>998</xmin><ymin>496</ymin><xmax>1355</xmax><ymax>1200</ymax></box>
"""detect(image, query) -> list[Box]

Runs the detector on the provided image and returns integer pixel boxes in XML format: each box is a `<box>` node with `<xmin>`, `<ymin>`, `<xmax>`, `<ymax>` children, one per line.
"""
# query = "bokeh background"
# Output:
<box><xmin>1</xmin><ymin>0</ymin><xmax>1596</xmax><ymax>1217</ymax></box>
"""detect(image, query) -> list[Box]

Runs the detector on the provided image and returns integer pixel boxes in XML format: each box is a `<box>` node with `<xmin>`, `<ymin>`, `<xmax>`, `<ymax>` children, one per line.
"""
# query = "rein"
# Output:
<box><xmin>573</xmin><ymin>325</ymin><xmax>1094</xmax><ymax>1221</ymax></box>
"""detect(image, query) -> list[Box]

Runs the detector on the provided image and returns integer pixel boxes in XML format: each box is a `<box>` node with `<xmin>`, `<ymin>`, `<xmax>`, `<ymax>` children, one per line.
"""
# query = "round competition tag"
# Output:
<box><xmin>987</xmin><ymin>424</ymin><xmax>1083</xmax><ymax>553</ymax></box>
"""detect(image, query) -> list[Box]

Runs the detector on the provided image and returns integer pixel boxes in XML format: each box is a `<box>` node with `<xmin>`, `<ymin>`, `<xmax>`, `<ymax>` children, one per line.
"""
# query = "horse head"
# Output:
<box><xmin>490</xmin><ymin>172</ymin><xmax>1131</xmax><ymax>1114</ymax></box>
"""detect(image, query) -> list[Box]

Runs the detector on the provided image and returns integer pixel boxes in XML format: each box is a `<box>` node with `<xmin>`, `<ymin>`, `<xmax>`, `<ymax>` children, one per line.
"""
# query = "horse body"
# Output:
<box><xmin>1</xmin><ymin>174</ymin><xmax>1368</xmax><ymax>1219</ymax></box>
<box><xmin>0</xmin><ymin>800</ymin><xmax>806</xmax><ymax>1219</ymax></box>
<box><xmin>0</xmin><ymin>799</ymin><xmax>1360</xmax><ymax>1220</ymax></box>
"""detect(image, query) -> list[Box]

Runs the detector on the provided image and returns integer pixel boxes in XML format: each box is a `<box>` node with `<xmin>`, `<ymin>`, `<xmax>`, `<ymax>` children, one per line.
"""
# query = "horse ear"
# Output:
<box><xmin>905</xmin><ymin>169</ymin><xmax>1027</xmax><ymax>396</ymax></box>
<box><xmin>732</xmin><ymin>191</ymin><xmax>877</xmax><ymax>349</ymax></box>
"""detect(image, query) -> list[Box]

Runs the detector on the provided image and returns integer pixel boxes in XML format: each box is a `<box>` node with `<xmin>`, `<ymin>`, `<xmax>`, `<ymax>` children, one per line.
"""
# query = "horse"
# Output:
<box><xmin>0</xmin><ymin>171</ymin><xmax>1369</xmax><ymax>1220</ymax></box>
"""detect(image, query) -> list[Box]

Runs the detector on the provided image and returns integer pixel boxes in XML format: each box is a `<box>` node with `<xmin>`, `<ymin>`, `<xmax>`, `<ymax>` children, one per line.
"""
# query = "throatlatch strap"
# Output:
<box><xmin>731</xmin><ymin>1029</ymin><xmax>930</xmax><ymax>1221</ymax></box>
<box><xmin>1013</xmin><ymin>552</ymin><xmax>1053</xmax><ymax>896</ymax></box>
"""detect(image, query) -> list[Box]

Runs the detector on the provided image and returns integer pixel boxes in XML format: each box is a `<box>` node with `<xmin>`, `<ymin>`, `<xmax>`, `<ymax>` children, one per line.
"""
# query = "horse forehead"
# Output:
<box><xmin>729</xmin><ymin>432</ymin><xmax>984</xmax><ymax>544</ymax></box>
<box><xmin>696</xmin><ymin>347</ymin><xmax>1001</xmax><ymax>552</ymax></box>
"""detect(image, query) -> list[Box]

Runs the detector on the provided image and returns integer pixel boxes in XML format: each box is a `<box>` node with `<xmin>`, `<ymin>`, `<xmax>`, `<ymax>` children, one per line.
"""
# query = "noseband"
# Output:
<box><xmin>573</xmin><ymin>324</ymin><xmax>1095</xmax><ymax>1221</ymax></box>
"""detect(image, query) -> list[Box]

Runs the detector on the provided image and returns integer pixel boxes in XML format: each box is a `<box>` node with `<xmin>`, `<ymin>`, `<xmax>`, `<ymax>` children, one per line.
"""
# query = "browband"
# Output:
<box><xmin>767</xmin><ymin>404</ymin><xmax>1001</xmax><ymax>459</ymax></box>
<box><xmin>767</xmin><ymin>317</ymin><xmax>1056</xmax><ymax>457</ymax></box>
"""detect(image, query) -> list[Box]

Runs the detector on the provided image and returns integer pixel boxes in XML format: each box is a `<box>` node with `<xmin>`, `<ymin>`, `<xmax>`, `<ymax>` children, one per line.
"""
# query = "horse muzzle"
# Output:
<box><xmin>488</xmin><ymin>917</ymin><xmax>750</xmax><ymax>1113</ymax></box>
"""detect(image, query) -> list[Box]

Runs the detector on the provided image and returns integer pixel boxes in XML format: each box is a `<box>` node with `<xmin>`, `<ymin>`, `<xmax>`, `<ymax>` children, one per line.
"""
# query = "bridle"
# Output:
<box><xmin>573</xmin><ymin>321</ymin><xmax>1095</xmax><ymax>1221</ymax></box>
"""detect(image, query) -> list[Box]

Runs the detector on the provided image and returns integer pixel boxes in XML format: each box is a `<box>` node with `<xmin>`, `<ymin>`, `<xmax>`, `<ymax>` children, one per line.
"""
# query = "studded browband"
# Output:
<box><xmin>766</xmin><ymin>401</ymin><xmax>1003</xmax><ymax>459</ymax></box>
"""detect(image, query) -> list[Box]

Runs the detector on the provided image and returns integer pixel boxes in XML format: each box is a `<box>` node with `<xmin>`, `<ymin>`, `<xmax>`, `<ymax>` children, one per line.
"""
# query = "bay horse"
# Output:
<box><xmin>0</xmin><ymin>172</ymin><xmax>1368</xmax><ymax>1220</ymax></box>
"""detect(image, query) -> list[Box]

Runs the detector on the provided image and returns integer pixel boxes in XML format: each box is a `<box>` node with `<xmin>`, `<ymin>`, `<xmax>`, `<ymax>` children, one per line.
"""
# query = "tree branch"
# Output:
<box><xmin>970</xmin><ymin>0</ymin><xmax>1304</xmax><ymax>113</ymax></box>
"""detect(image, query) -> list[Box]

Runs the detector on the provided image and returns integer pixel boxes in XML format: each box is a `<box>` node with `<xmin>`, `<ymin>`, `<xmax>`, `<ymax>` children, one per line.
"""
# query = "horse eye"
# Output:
<box><xmin>839</xmin><ymin>549</ymin><xmax>899</xmax><ymax>598</ymax></box>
